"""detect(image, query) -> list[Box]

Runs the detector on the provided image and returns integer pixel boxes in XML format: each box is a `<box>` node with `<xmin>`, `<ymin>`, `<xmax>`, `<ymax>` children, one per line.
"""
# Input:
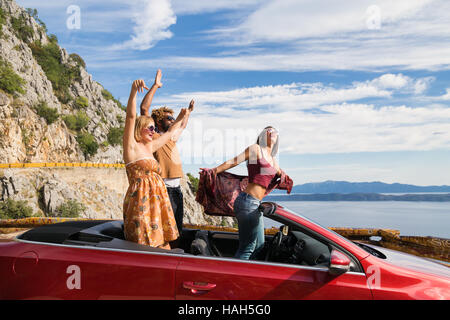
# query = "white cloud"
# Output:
<box><xmin>172</xmin><ymin>0</ymin><xmax>450</xmax><ymax>72</ymax></box>
<box><xmin>112</xmin><ymin>0</ymin><xmax>176</xmax><ymax>51</ymax></box>
<box><xmin>90</xmin><ymin>44</ymin><xmax>450</xmax><ymax>71</ymax></box>
<box><xmin>153</xmin><ymin>74</ymin><xmax>450</xmax><ymax>158</ymax></box>
<box><xmin>434</xmin><ymin>89</ymin><xmax>450</xmax><ymax>101</ymax></box>
<box><xmin>171</xmin><ymin>0</ymin><xmax>264</xmax><ymax>15</ymax></box>
<box><xmin>369</xmin><ymin>74</ymin><xmax>434</xmax><ymax>94</ymax></box>
<box><xmin>228</xmin><ymin>0</ymin><xmax>435</xmax><ymax>42</ymax></box>
<box><xmin>175</xmin><ymin>102</ymin><xmax>450</xmax><ymax>161</ymax></box>
<box><xmin>161</xmin><ymin>74</ymin><xmax>432</xmax><ymax>112</ymax></box>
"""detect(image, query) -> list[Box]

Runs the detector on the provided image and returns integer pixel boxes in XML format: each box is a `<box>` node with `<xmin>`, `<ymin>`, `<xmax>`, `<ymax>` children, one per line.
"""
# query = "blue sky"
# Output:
<box><xmin>16</xmin><ymin>0</ymin><xmax>450</xmax><ymax>186</ymax></box>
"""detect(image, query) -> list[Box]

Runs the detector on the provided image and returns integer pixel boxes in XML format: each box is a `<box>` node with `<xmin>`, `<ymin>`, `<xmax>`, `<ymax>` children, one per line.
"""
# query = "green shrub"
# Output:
<box><xmin>54</xmin><ymin>199</ymin><xmax>86</xmax><ymax>218</ymax></box>
<box><xmin>35</xmin><ymin>101</ymin><xmax>59</xmax><ymax>124</ymax></box>
<box><xmin>11</xmin><ymin>13</ymin><xmax>34</xmax><ymax>43</ymax></box>
<box><xmin>0</xmin><ymin>58</ymin><xmax>26</xmax><ymax>95</ymax></box>
<box><xmin>21</xmin><ymin>127</ymin><xmax>31</xmax><ymax>146</ymax></box>
<box><xmin>75</xmin><ymin>96</ymin><xmax>88</xmax><ymax>109</ymax></box>
<box><xmin>76</xmin><ymin>132</ymin><xmax>98</xmax><ymax>156</ymax></box>
<box><xmin>0</xmin><ymin>199</ymin><xmax>34</xmax><ymax>219</ymax></box>
<box><xmin>116</xmin><ymin>114</ymin><xmax>124</xmax><ymax>125</ymax></box>
<box><xmin>107</xmin><ymin>127</ymin><xmax>124</xmax><ymax>146</ymax></box>
<box><xmin>0</xmin><ymin>8</ymin><xmax>5</xmax><ymax>36</ymax></box>
<box><xmin>69</xmin><ymin>53</ymin><xmax>86</xmax><ymax>69</ymax></box>
<box><xmin>29</xmin><ymin>40</ymin><xmax>80</xmax><ymax>104</ymax></box>
<box><xmin>63</xmin><ymin>110</ymin><xmax>89</xmax><ymax>131</ymax></box>
<box><xmin>102</xmin><ymin>89</ymin><xmax>125</xmax><ymax>110</ymax></box>
<box><xmin>101</xmin><ymin>89</ymin><xmax>114</xmax><ymax>100</ymax></box>
<box><xmin>186</xmin><ymin>173</ymin><xmax>199</xmax><ymax>193</ymax></box>
<box><xmin>26</xmin><ymin>8</ymin><xmax>47</xmax><ymax>35</ymax></box>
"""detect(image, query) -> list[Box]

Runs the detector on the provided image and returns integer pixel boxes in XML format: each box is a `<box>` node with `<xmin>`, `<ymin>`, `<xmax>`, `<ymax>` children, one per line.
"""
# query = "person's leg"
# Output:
<box><xmin>173</xmin><ymin>187</ymin><xmax>184</xmax><ymax>234</ymax></box>
<box><xmin>249</xmin><ymin>213</ymin><xmax>265</xmax><ymax>260</ymax></box>
<box><xmin>167</xmin><ymin>187</ymin><xmax>182</xmax><ymax>248</ymax></box>
<box><xmin>234</xmin><ymin>193</ymin><xmax>261</xmax><ymax>260</ymax></box>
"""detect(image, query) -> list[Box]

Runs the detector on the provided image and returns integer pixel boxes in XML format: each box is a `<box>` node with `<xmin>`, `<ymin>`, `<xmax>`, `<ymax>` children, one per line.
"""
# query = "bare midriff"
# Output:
<box><xmin>244</xmin><ymin>182</ymin><xmax>267</xmax><ymax>201</ymax></box>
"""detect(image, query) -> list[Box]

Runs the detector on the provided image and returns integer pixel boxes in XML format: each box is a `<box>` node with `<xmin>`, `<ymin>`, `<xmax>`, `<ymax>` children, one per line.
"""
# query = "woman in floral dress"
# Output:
<box><xmin>122</xmin><ymin>79</ymin><xmax>187</xmax><ymax>249</ymax></box>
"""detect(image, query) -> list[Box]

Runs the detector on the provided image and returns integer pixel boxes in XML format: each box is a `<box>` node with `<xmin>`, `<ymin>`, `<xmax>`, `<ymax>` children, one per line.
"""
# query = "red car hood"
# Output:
<box><xmin>362</xmin><ymin>243</ymin><xmax>450</xmax><ymax>279</ymax></box>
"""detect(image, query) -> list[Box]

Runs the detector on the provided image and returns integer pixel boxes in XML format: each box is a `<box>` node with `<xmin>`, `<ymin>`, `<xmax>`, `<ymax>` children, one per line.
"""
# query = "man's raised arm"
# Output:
<box><xmin>140</xmin><ymin>69</ymin><xmax>162</xmax><ymax>116</ymax></box>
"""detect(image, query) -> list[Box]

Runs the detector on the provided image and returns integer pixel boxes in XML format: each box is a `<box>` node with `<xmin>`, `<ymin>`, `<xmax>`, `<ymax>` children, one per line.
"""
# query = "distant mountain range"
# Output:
<box><xmin>265</xmin><ymin>193</ymin><xmax>450</xmax><ymax>202</ymax></box>
<box><xmin>271</xmin><ymin>180</ymin><xmax>450</xmax><ymax>194</ymax></box>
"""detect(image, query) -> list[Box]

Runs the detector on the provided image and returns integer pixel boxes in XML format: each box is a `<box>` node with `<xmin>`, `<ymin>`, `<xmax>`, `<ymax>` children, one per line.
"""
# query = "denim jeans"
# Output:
<box><xmin>167</xmin><ymin>186</ymin><xmax>184</xmax><ymax>248</ymax></box>
<box><xmin>166</xmin><ymin>186</ymin><xmax>184</xmax><ymax>234</ymax></box>
<box><xmin>233</xmin><ymin>192</ymin><xmax>264</xmax><ymax>260</ymax></box>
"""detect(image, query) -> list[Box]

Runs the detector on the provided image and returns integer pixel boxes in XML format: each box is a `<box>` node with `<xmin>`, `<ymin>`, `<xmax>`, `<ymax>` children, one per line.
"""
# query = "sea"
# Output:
<box><xmin>264</xmin><ymin>195</ymin><xmax>450</xmax><ymax>239</ymax></box>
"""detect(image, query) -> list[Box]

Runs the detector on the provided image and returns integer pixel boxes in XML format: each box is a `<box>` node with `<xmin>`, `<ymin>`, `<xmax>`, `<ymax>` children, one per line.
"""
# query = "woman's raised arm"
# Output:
<box><xmin>123</xmin><ymin>80</ymin><xmax>149</xmax><ymax>151</ymax></box>
<box><xmin>209</xmin><ymin>144</ymin><xmax>259</xmax><ymax>174</ymax></box>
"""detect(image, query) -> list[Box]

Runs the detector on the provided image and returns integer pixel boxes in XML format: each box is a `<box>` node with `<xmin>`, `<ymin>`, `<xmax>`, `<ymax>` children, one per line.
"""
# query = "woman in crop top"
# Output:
<box><xmin>209</xmin><ymin>126</ymin><xmax>284</xmax><ymax>259</ymax></box>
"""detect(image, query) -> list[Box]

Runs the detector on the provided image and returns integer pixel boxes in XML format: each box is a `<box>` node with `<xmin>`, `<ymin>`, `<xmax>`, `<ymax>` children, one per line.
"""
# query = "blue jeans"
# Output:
<box><xmin>233</xmin><ymin>192</ymin><xmax>264</xmax><ymax>260</ymax></box>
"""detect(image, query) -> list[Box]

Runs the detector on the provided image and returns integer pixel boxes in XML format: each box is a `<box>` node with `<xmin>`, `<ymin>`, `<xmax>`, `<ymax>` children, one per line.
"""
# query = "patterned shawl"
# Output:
<box><xmin>196</xmin><ymin>168</ymin><xmax>293</xmax><ymax>217</ymax></box>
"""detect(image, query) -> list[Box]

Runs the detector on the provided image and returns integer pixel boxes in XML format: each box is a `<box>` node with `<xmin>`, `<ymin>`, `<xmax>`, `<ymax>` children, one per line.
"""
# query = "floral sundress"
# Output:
<box><xmin>123</xmin><ymin>158</ymin><xmax>179</xmax><ymax>248</ymax></box>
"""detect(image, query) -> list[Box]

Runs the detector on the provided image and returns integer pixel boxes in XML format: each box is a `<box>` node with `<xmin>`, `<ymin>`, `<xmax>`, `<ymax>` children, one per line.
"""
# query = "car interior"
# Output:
<box><xmin>18</xmin><ymin>203</ymin><xmax>335</xmax><ymax>269</ymax></box>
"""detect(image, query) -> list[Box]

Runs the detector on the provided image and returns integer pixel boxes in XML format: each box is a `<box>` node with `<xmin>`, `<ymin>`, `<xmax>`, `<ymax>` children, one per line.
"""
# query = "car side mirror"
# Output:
<box><xmin>329</xmin><ymin>250</ymin><xmax>351</xmax><ymax>276</ymax></box>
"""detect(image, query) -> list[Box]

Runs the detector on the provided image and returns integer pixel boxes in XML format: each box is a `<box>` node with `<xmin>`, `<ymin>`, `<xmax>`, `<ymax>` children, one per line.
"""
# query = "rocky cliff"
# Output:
<box><xmin>0</xmin><ymin>0</ymin><xmax>124</xmax><ymax>164</ymax></box>
<box><xmin>0</xmin><ymin>0</ymin><xmax>236</xmax><ymax>227</ymax></box>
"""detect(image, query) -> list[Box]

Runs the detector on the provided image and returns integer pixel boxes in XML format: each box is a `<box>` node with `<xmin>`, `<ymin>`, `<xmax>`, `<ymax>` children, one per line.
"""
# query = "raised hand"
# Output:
<box><xmin>154</xmin><ymin>69</ymin><xmax>163</xmax><ymax>88</ymax></box>
<box><xmin>175</xmin><ymin>107</ymin><xmax>187</xmax><ymax>122</ymax></box>
<box><xmin>188</xmin><ymin>99</ymin><xmax>195</xmax><ymax>112</ymax></box>
<box><xmin>132</xmin><ymin>79</ymin><xmax>149</xmax><ymax>93</ymax></box>
<box><xmin>199</xmin><ymin>167</ymin><xmax>217</xmax><ymax>175</ymax></box>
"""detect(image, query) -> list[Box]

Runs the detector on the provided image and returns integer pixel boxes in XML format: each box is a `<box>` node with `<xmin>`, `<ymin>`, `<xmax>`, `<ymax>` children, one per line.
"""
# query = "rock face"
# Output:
<box><xmin>0</xmin><ymin>0</ymin><xmax>124</xmax><ymax>164</ymax></box>
<box><xmin>0</xmin><ymin>167</ymin><xmax>236</xmax><ymax>226</ymax></box>
<box><xmin>0</xmin><ymin>0</ymin><xmax>236</xmax><ymax>227</ymax></box>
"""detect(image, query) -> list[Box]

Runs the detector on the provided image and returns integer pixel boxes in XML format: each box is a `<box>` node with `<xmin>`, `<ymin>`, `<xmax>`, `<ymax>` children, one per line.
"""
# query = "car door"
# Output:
<box><xmin>7</xmin><ymin>242</ymin><xmax>180</xmax><ymax>300</ymax></box>
<box><xmin>175</xmin><ymin>255</ymin><xmax>372</xmax><ymax>300</ymax></box>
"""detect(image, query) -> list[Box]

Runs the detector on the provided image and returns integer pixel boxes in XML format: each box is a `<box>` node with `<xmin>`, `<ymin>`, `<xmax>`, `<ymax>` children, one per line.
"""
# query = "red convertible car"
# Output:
<box><xmin>0</xmin><ymin>202</ymin><xmax>449</xmax><ymax>300</ymax></box>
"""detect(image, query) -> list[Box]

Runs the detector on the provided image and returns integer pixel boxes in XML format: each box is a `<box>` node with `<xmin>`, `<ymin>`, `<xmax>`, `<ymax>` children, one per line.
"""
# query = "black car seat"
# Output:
<box><xmin>190</xmin><ymin>230</ymin><xmax>213</xmax><ymax>256</ymax></box>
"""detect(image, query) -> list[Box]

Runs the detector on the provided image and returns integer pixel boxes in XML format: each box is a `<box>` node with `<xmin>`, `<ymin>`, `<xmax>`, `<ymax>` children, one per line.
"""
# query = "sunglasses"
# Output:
<box><xmin>166</xmin><ymin>116</ymin><xmax>175</xmax><ymax>121</ymax></box>
<box><xmin>145</xmin><ymin>125</ymin><xmax>156</xmax><ymax>133</ymax></box>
